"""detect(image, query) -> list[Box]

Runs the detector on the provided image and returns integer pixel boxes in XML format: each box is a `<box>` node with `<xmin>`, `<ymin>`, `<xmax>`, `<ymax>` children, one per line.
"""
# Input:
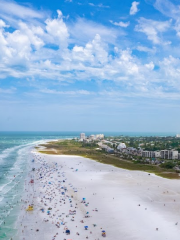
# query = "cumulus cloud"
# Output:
<box><xmin>110</xmin><ymin>20</ymin><xmax>130</xmax><ymax>28</ymax></box>
<box><xmin>71</xmin><ymin>34</ymin><xmax>109</xmax><ymax>66</ymax></box>
<box><xmin>0</xmin><ymin>19</ymin><xmax>7</xmax><ymax>28</ymax></box>
<box><xmin>135</xmin><ymin>17</ymin><xmax>171</xmax><ymax>44</ymax></box>
<box><xmin>130</xmin><ymin>1</ymin><xmax>140</xmax><ymax>15</ymax></box>
<box><xmin>145</xmin><ymin>61</ymin><xmax>154</xmax><ymax>70</ymax></box>
<box><xmin>0</xmin><ymin>1</ymin><xmax>180</xmax><ymax>100</ymax></box>
<box><xmin>45</xmin><ymin>10</ymin><xmax>69</xmax><ymax>48</ymax></box>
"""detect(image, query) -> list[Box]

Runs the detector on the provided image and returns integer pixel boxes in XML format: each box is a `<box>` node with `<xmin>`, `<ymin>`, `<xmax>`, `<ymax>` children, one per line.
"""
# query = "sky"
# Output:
<box><xmin>0</xmin><ymin>0</ymin><xmax>180</xmax><ymax>132</ymax></box>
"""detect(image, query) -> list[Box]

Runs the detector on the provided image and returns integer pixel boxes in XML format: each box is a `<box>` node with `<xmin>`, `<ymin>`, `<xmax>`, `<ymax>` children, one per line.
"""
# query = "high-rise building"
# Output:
<box><xmin>80</xmin><ymin>133</ymin><xmax>86</xmax><ymax>140</ymax></box>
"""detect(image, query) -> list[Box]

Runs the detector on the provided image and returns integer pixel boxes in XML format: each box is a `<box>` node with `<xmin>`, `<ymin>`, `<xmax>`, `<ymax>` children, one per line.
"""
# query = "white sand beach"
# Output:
<box><xmin>18</xmin><ymin>152</ymin><xmax>180</xmax><ymax>240</ymax></box>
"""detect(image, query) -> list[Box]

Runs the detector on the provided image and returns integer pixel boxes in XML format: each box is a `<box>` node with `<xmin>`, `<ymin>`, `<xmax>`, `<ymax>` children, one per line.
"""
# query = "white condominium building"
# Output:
<box><xmin>160</xmin><ymin>150</ymin><xmax>178</xmax><ymax>160</ymax></box>
<box><xmin>80</xmin><ymin>133</ymin><xmax>86</xmax><ymax>140</ymax></box>
<box><xmin>96</xmin><ymin>134</ymin><xmax>104</xmax><ymax>139</ymax></box>
<box><xmin>141</xmin><ymin>151</ymin><xmax>161</xmax><ymax>158</ymax></box>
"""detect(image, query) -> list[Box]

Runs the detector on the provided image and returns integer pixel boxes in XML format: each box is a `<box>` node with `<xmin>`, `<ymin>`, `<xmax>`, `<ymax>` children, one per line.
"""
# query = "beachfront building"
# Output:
<box><xmin>154</xmin><ymin>151</ymin><xmax>161</xmax><ymax>158</ymax></box>
<box><xmin>142</xmin><ymin>151</ymin><xmax>152</xmax><ymax>158</ymax></box>
<box><xmin>106</xmin><ymin>147</ymin><xmax>114</xmax><ymax>153</ymax></box>
<box><xmin>80</xmin><ymin>133</ymin><xmax>86</xmax><ymax>141</ymax></box>
<box><xmin>96</xmin><ymin>134</ymin><xmax>104</xmax><ymax>140</ymax></box>
<box><xmin>100</xmin><ymin>144</ymin><xmax>114</xmax><ymax>153</ymax></box>
<box><xmin>117</xmin><ymin>143</ymin><xmax>126</xmax><ymax>150</ymax></box>
<box><xmin>142</xmin><ymin>151</ymin><xmax>161</xmax><ymax>158</ymax></box>
<box><xmin>89</xmin><ymin>135</ymin><xmax>95</xmax><ymax>140</ymax></box>
<box><xmin>160</xmin><ymin>150</ymin><xmax>178</xmax><ymax>160</ymax></box>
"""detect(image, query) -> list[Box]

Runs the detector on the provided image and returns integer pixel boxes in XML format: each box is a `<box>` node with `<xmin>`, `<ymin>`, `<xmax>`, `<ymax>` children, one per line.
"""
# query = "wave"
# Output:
<box><xmin>0</xmin><ymin>146</ymin><xmax>21</xmax><ymax>165</ymax></box>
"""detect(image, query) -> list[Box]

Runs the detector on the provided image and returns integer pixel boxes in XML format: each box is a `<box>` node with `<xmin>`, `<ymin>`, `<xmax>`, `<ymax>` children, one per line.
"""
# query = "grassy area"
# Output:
<box><xmin>37</xmin><ymin>140</ymin><xmax>180</xmax><ymax>179</ymax></box>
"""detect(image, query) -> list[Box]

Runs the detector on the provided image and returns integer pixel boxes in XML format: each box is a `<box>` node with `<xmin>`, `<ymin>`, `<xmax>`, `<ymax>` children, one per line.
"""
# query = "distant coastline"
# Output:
<box><xmin>0</xmin><ymin>131</ymin><xmax>178</xmax><ymax>137</ymax></box>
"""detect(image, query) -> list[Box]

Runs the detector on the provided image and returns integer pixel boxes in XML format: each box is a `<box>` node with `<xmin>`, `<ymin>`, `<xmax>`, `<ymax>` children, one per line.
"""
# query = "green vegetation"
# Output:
<box><xmin>160</xmin><ymin>161</ymin><xmax>176</xmax><ymax>169</ymax></box>
<box><xmin>105</xmin><ymin>135</ymin><xmax>180</xmax><ymax>151</ymax></box>
<box><xmin>37</xmin><ymin>139</ymin><xmax>180</xmax><ymax>179</ymax></box>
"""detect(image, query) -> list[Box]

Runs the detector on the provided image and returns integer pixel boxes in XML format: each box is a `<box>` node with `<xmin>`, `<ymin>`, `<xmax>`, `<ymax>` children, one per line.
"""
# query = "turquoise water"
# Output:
<box><xmin>0</xmin><ymin>131</ymin><xmax>176</xmax><ymax>239</ymax></box>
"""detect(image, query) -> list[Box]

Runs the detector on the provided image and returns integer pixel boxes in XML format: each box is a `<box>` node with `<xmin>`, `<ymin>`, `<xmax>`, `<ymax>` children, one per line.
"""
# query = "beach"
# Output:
<box><xmin>18</xmin><ymin>151</ymin><xmax>180</xmax><ymax>240</ymax></box>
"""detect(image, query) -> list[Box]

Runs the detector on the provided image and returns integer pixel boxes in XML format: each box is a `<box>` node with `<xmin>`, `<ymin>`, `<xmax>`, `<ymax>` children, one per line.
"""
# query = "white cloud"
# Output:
<box><xmin>130</xmin><ymin>1</ymin><xmax>140</xmax><ymax>15</ymax></box>
<box><xmin>159</xmin><ymin>55</ymin><xmax>180</xmax><ymax>82</ymax></box>
<box><xmin>148</xmin><ymin>0</ymin><xmax>180</xmax><ymax>38</ymax></box>
<box><xmin>40</xmin><ymin>89</ymin><xmax>92</xmax><ymax>95</ymax></box>
<box><xmin>152</xmin><ymin>0</ymin><xmax>179</xmax><ymax>19</ymax></box>
<box><xmin>110</xmin><ymin>20</ymin><xmax>130</xmax><ymax>28</ymax></box>
<box><xmin>89</xmin><ymin>3</ymin><xmax>109</xmax><ymax>8</ymax></box>
<box><xmin>145</xmin><ymin>61</ymin><xmax>154</xmax><ymax>70</ymax></box>
<box><xmin>69</xmin><ymin>18</ymin><xmax>122</xmax><ymax>45</ymax></box>
<box><xmin>136</xmin><ymin>45</ymin><xmax>156</xmax><ymax>53</ymax></box>
<box><xmin>135</xmin><ymin>17</ymin><xmax>171</xmax><ymax>44</ymax></box>
<box><xmin>72</xmin><ymin>34</ymin><xmax>108</xmax><ymax>65</ymax></box>
<box><xmin>45</xmin><ymin>10</ymin><xmax>69</xmax><ymax>48</ymax></box>
<box><xmin>0</xmin><ymin>3</ymin><xmax>180</xmax><ymax>100</ymax></box>
<box><xmin>0</xmin><ymin>0</ymin><xmax>44</xmax><ymax>20</ymax></box>
<box><xmin>0</xmin><ymin>19</ymin><xmax>7</xmax><ymax>28</ymax></box>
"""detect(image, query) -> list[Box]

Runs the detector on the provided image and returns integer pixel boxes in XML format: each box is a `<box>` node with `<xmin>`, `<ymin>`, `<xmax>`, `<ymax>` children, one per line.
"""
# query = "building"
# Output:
<box><xmin>160</xmin><ymin>150</ymin><xmax>178</xmax><ymax>160</ymax></box>
<box><xmin>142</xmin><ymin>151</ymin><xmax>151</xmax><ymax>158</ymax></box>
<box><xmin>169</xmin><ymin>150</ymin><xmax>178</xmax><ymax>159</ymax></box>
<box><xmin>117</xmin><ymin>143</ymin><xmax>126</xmax><ymax>150</ymax></box>
<box><xmin>89</xmin><ymin>135</ymin><xmax>95</xmax><ymax>140</ymax></box>
<box><xmin>154</xmin><ymin>151</ymin><xmax>161</xmax><ymax>158</ymax></box>
<box><xmin>106</xmin><ymin>147</ymin><xmax>114</xmax><ymax>153</ymax></box>
<box><xmin>176</xmin><ymin>134</ymin><xmax>180</xmax><ymax>138</ymax></box>
<box><xmin>80</xmin><ymin>133</ymin><xmax>86</xmax><ymax>140</ymax></box>
<box><xmin>96</xmin><ymin>134</ymin><xmax>104</xmax><ymax>139</ymax></box>
<box><xmin>142</xmin><ymin>151</ymin><xmax>161</xmax><ymax>158</ymax></box>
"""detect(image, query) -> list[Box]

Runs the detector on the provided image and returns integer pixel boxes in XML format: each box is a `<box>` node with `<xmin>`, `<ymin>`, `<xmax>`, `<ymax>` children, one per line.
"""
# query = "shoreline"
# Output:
<box><xmin>17</xmin><ymin>148</ymin><xmax>180</xmax><ymax>240</ymax></box>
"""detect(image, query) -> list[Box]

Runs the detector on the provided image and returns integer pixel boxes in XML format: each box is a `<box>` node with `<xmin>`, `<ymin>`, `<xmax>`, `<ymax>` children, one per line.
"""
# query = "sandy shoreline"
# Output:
<box><xmin>17</xmin><ymin>151</ymin><xmax>180</xmax><ymax>240</ymax></box>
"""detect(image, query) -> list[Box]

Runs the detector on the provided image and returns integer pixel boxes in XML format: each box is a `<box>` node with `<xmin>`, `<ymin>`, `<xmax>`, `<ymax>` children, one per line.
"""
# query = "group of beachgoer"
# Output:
<box><xmin>19</xmin><ymin>152</ymin><xmax>106</xmax><ymax>240</ymax></box>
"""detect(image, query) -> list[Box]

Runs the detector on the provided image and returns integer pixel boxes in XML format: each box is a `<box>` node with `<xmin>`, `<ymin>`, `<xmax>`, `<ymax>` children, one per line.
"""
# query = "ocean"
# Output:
<box><xmin>0</xmin><ymin>131</ymin><xmax>176</xmax><ymax>239</ymax></box>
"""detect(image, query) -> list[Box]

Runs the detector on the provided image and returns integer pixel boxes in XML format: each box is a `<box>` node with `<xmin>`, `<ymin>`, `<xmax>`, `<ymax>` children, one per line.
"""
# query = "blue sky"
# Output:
<box><xmin>0</xmin><ymin>0</ymin><xmax>180</xmax><ymax>132</ymax></box>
